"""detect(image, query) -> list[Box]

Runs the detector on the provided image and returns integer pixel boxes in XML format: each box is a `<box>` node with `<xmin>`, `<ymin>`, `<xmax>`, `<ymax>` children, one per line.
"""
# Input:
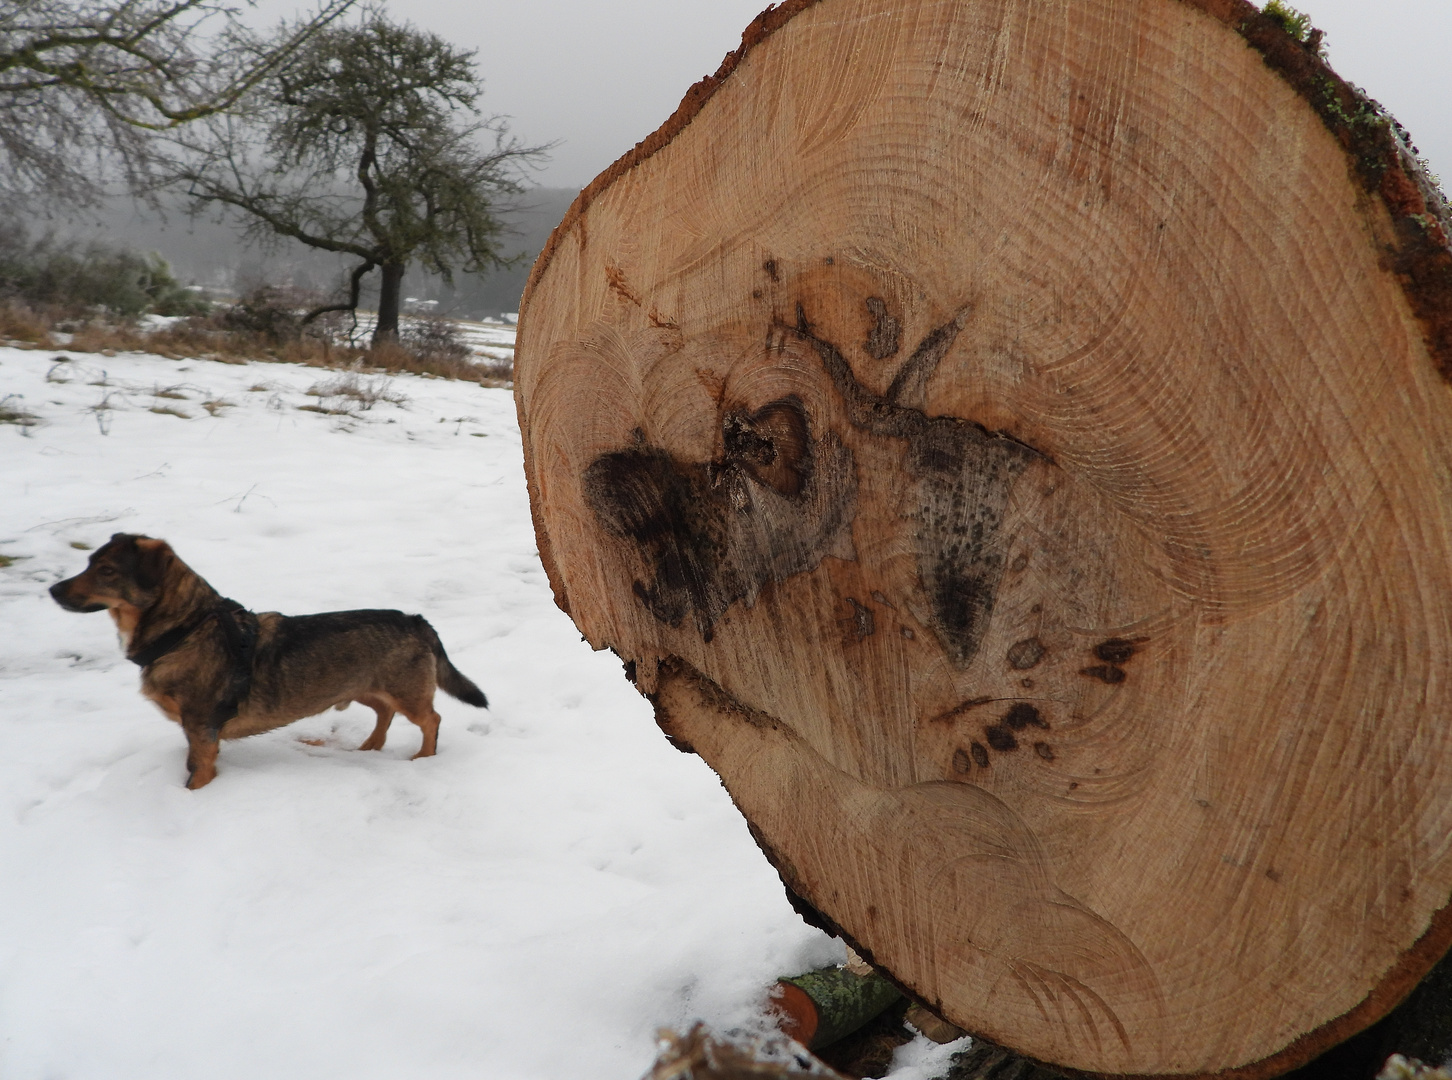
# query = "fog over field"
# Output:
<box><xmin>60</xmin><ymin>188</ymin><xmax>579</xmax><ymax>322</ymax></box>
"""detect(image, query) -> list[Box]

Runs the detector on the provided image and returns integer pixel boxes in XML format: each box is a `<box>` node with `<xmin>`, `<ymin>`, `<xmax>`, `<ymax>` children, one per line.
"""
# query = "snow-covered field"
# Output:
<box><xmin>450</xmin><ymin>316</ymin><xmax>518</xmax><ymax>364</ymax></box>
<box><xmin>325</xmin><ymin>311</ymin><xmax>519</xmax><ymax>365</ymax></box>
<box><xmin>0</xmin><ymin>345</ymin><xmax>965</xmax><ymax>1079</ymax></box>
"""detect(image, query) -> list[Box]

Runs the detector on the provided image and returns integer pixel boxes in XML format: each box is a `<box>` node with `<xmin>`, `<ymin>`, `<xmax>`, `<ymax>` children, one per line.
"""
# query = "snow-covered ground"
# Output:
<box><xmin>0</xmin><ymin>346</ymin><xmax>966</xmax><ymax>1079</ymax></box>
<box><xmin>450</xmin><ymin>316</ymin><xmax>518</xmax><ymax>364</ymax></box>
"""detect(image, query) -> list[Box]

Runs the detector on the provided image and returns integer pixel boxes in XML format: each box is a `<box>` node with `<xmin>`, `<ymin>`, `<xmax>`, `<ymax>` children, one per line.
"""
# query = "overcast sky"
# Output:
<box><xmin>252</xmin><ymin>0</ymin><xmax>1451</xmax><ymax>190</ymax></box>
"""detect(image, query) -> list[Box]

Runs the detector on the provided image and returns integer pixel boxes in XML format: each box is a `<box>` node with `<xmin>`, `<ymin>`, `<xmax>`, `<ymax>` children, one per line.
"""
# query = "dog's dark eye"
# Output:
<box><xmin>97</xmin><ymin>566</ymin><xmax>118</xmax><ymax>578</ymax></box>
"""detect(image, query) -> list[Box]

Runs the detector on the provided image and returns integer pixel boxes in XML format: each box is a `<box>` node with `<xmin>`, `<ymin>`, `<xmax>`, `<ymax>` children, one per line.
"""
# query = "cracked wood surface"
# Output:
<box><xmin>514</xmin><ymin>0</ymin><xmax>1452</xmax><ymax>1074</ymax></box>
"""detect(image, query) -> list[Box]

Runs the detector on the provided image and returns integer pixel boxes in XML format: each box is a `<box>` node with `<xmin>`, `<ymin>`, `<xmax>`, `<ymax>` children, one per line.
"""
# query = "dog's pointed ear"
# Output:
<box><xmin>133</xmin><ymin>538</ymin><xmax>174</xmax><ymax>592</ymax></box>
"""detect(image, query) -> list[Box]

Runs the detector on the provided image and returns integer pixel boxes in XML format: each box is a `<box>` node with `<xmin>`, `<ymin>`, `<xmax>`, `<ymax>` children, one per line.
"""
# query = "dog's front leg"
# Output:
<box><xmin>181</xmin><ymin>721</ymin><xmax>220</xmax><ymax>789</ymax></box>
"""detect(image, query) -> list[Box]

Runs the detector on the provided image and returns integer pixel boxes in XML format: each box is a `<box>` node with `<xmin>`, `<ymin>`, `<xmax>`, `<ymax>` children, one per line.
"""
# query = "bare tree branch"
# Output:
<box><xmin>0</xmin><ymin>0</ymin><xmax>355</xmax><ymax>210</ymax></box>
<box><xmin>301</xmin><ymin>257</ymin><xmax>375</xmax><ymax>324</ymax></box>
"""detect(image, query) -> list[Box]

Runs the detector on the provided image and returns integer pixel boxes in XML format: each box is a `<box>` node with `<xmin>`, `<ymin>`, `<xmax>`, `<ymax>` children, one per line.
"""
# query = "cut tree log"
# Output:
<box><xmin>772</xmin><ymin>964</ymin><xmax>904</xmax><ymax>1049</ymax></box>
<box><xmin>514</xmin><ymin>0</ymin><xmax>1452</xmax><ymax>1075</ymax></box>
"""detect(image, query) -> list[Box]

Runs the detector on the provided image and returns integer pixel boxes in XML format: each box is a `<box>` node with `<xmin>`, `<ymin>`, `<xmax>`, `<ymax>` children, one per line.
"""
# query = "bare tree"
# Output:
<box><xmin>0</xmin><ymin>0</ymin><xmax>353</xmax><ymax>211</ymax></box>
<box><xmin>169</xmin><ymin>13</ymin><xmax>548</xmax><ymax>344</ymax></box>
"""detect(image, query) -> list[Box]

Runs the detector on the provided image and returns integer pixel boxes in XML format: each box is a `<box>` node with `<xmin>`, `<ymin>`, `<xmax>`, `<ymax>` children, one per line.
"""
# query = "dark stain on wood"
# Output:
<box><xmin>1002</xmin><ymin>702</ymin><xmax>1048</xmax><ymax>731</ymax></box>
<box><xmin>1007</xmin><ymin>637</ymin><xmax>1046</xmax><ymax>669</ymax></box>
<box><xmin>1094</xmin><ymin>638</ymin><xmax>1138</xmax><ymax>664</ymax></box>
<box><xmin>787</xmin><ymin>301</ymin><xmax>1042</xmax><ymax>668</ymax></box>
<box><xmin>1033</xmin><ymin>741</ymin><xmax>1055</xmax><ymax>761</ymax></box>
<box><xmin>953</xmin><ymin>747</ymin><xmax>971</xmax><ymax>774</ymax></box>
<box><xmin>971</xmin><ymin>742</ymin><xmax>990</xmax><ymax>768</ymax></box>
<box><xmin>864</xmin><ymin>297</ymin><xmax>901</xmax><ymax>360</ymax></box>
<box><xmin>985</xmin><ymin>724</ymin><xmax>1018</xmax><ymax>752</ymax></box>
<box><xmin>763</xmin><ymin>258</ymin><xmax>780</xmax><ymax>281</ymax></box>
<box><xmin>1081</xmin><ymin>664</ymin><xmax>1126</xmax><ymax>684</ymax></box>
<box><xmin>583</xmin><ymin>398</ymin><xmax>856</xmax><ymax>640</ymax></box>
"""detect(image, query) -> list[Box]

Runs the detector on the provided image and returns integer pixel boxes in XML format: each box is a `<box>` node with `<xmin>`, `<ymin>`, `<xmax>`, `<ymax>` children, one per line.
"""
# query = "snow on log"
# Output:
<box><xmin>515</xmin><ymin>0</ymin><xmax>1452</xmax><ymax>1074</ymax></box>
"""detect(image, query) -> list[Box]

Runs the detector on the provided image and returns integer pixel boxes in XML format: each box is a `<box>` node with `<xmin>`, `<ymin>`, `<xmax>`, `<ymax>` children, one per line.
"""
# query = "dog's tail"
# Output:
<box><xmin>414</xmin><ymin>616</ymin><xmax>489</xmax><ymax>708</ymax></box>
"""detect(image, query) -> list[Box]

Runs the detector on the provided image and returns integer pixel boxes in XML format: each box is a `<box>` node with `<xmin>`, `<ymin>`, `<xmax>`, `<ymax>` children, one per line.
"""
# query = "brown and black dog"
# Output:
<box><xmin>50</xmin><ymin>533</ymin><xmax>487</xmax><ymax>789</ymax></box>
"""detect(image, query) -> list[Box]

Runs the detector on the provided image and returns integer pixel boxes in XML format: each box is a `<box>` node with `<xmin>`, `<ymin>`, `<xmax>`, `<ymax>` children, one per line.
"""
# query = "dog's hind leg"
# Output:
<box><xmin>356</xmin><ymin>695</ymin><xmax>395</xmax><ymax>751</ymax></box>
<box><xmin>401</xmin><ymin>697</ymin><xmax>442</xmax><ymax>759</ymax></box>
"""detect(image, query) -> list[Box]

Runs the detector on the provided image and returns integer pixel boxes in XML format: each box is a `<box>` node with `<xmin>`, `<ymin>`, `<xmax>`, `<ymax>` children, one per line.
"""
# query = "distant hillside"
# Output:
<box><xmin>62</xmin><ymin>188</ymin><xmax>579</xmax><ymax>321</ymax></box>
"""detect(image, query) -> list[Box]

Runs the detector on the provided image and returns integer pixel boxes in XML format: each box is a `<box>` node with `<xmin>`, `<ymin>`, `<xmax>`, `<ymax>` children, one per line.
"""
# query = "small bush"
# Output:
<box><xmin>213</xmin><ymin>284</ymin><xmax>314</xmax><ymax>343</ymax></box>
<box><xmin>0</xmin><ymin>225</ymin><xmax>207</xmax><ymax>318</ymax></box>
<box><xmin>378</xmin><ymin>339</ymin><xmax>510</xmax><ymax>383</ymax></box>
<box><xmin>400</xmin><ymin>315</ymin><xmax>471</xmax><ymax>364</ymax></box>
<box><xmin>472</xmin><ymin>356</ymin><xmax>514</xmax><ymax>385</ymax></box>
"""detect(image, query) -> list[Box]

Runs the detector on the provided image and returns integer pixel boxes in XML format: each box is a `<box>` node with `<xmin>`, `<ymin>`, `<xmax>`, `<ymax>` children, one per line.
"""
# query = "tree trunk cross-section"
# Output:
<box><xmin>515</xmin><ymin>0</ymin><xmax>1452</xmax><ymax>1075</ymax></box>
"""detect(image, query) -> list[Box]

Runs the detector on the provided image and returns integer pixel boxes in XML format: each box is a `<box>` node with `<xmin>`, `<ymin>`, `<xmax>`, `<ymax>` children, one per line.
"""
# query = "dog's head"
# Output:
<box><xmin>50</xmin><ymin>533</ymin><xmax>175</xmax><ymax>614</ymax></box>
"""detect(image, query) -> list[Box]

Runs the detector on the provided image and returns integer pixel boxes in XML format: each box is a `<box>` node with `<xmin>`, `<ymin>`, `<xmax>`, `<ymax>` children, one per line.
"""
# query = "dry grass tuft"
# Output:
<box><xmin>0</xmin><ymin>302</ymin><xmax>53</xmax><ymax>344</ymax></box>
<box><xmin>0</xmin><ymin>393</ymin><xmax>41</xmax><ymax>430</ymax></box>
<box><xmin>306</xmin><ymin>367</ymin><xmax>408</xmax><ymax>413</ymax></box>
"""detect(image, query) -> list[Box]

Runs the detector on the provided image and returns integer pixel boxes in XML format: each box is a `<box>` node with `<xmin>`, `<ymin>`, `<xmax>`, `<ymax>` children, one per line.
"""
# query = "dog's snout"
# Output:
<box><xmin>50</xmin><ymin>577</ymin><xmax>103</xmax><ymax>613</ymax></box>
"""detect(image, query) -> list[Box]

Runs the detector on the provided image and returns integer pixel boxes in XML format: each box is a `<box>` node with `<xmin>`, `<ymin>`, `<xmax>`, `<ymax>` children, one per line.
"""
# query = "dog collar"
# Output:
<box><xmin>128</xmin><ymin>598</ymin><xmax>249</xmax><ymax>668</ymax></box>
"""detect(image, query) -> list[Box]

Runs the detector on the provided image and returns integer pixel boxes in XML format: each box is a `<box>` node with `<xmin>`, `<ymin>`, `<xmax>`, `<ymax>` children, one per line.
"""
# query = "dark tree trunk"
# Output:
<box><xmin>373</xmin><ymin>262</ymin><xmax>405</xmax><ymax>344</ymax></box>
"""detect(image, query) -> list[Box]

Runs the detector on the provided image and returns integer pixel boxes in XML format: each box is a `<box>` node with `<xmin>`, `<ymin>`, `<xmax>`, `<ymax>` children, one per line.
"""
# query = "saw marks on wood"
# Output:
<box><xmin>516</xmin><ymin>0</ymin><xmax>1452</xmax><ymax>1074</ymax></box>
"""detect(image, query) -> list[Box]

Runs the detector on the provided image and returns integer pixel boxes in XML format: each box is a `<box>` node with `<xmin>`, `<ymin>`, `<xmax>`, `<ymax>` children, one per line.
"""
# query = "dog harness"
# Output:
<box><xmin>129</xmin><ymin>598</ymin><xmax>260</xmax><ymax>727</ymax></box>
